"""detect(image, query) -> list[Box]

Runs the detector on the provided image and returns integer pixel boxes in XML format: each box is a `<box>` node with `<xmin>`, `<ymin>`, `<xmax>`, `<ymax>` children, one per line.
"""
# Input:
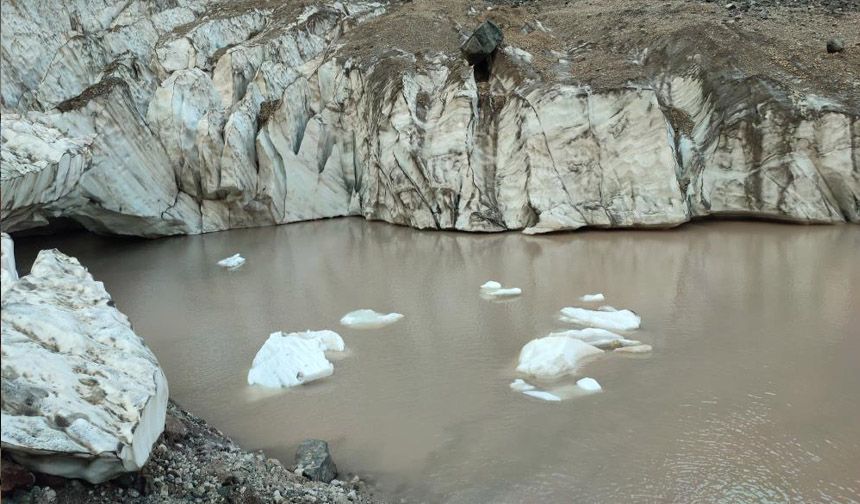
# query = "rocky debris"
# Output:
<box><xmin>295</xmin><ymin>440</ymin><xmax>338</xmax><ymax>484</ymax></box>
<box><xmin>1</xmin><ymin>245</ymin><xmax>168</xmax><ymax>483</ymax></box>
<box><xmin>827</xmin><ymin>38</ymin><xmax>845</xmax><ymax>52</ymax></box>
<box><xmin>460</xmin><ymin>20</ymin><xmax>504</xmax><ymax>65</ymax></box>
<box><xmin>2</xmin><ymin>403</ymin><xmax>380</xmax><ymax>503</ymax></box>
<box><xmin>1</xmin><ymin>458</ymin><xmax>35</xmax><ymax>493</ymax></box>
<box><xmin>162</xmin><ymin>415</ymin><xmax>187</xmax><ymax>443</ymax></box>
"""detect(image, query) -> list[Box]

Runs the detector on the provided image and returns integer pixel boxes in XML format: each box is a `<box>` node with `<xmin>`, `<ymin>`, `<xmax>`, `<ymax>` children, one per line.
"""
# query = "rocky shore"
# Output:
<box><xmin>2</xmin><ymin>402</ymin><xmax>381</xmax><ymax>504</ymax></box>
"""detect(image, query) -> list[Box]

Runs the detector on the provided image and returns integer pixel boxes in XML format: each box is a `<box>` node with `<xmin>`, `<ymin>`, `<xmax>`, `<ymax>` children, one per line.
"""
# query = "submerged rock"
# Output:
<box><xmin>295</xmin><ymin>439</ymin><xmax>338</xmax><ymax>483</ymax></box>
<box><xmin>0</xmin><ymin>246</ymin><xmax>168</xmax><ymax>483</ymax></box>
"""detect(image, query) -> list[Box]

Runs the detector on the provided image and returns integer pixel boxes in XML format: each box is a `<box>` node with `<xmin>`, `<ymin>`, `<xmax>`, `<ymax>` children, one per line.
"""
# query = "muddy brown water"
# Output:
<box><xmin>13</xmin><ymin>220</ymin><xmax>860</xmax><ymax>503</ymax></box>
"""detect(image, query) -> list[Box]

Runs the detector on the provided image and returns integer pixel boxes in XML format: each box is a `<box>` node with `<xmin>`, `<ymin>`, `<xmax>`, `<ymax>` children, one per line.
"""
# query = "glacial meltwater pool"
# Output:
<box><xmin>14</xmin><ymin>220</ymin><xmax>860</xmax><ymax>503</ymax></box>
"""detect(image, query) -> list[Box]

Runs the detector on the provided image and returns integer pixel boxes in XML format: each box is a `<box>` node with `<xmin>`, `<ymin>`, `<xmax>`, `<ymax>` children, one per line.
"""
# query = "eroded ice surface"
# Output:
<box><xmin>559</xmin><ymin>306</ymin><xmax>641</xmax><ymax>331</ymax></box>
<box><xmin>340</xmin><ymin>309</ymin><xmax>404</xmax><ymax>329</ymax></box>
<box><xmin>516</xmin><ymin>336</ymin><xmax>603</xmax><ymax>379</ymax></box>
<box><xmin>576</xmin><ymin>377</ymin><xmax>603</xmax><ymax>393</ymax></box>
<box><xmin>579</xmin><ymin>293</ymin><xmax>605</xmax><ymax>302</ymax></box>
<box><xmin>247</xmin><ymin>330</ymin><xmax>345</xmax><ymax>388</ymax></box>
<box><xmin>480</xmin><ymin>280</ymin><xmax>522</xmax><ymax>298</ymax></box>
<box><xmin>217</xmin><ymin>253</ymin><xmax>246</xmax><ymax>269</ymax></box>
<box><xmin>551</xmin><ymin>328</ymin><xmax>641</xmax><ymax>349</ymax></box>
<box><xmin>523</xmin><ymin>390</ymin><xmax>561</xmax><ymax>402</ymax></box>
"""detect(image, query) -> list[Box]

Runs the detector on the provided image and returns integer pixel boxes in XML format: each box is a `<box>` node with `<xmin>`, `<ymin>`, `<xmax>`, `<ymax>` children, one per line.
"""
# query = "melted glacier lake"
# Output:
<box><xmin>14</xmin><ymin>220</ymin><xmax>860</xmax><ymax>503</ymax></box>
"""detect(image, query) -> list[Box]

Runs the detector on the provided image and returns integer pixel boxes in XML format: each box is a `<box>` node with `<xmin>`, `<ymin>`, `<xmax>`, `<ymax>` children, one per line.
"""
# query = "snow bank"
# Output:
<box><xmin>516</xmin><ymin>335</ymin><xmax>603</xmax><ymax>378</ymax></box>
<box><xmin>480</xmin><ymin>280</ymin><xmax>522</xmax><ymax>298</ymax></box>
<box><xmin>523</xmin><ymin>390</ymin><xmax>561</xmax><ymax>401</ymax></box>
<box><xmin>559</xmin><ymin>306</ymin><xmax>641</xmax><ymax>331</ymax></box>
<box><xmin>579</xmin><ymin>293</ymin><xmax>605</xmax><ymax>302</ymax></box>
<box><xmin>217</xmin><ymin>253</ymin><xmax>245</xmax><ymax>269</ymax></box>
<box><xmin>551</xmin><ymin>328</ymin><xmax>641</xmax><ymax>349</ymax></box>
<box><xmin>247</xmin><ymin>330</ymin><xmax>345</xmax><ymax>388</ymax></box>
<box><xmin>339</xmin><ymin>309</ymin><xmax>403</xmax><ymax>329</ymax></box>
<box><xmin>576</xmin><ymin>377</ymin><xmax>602</xmax><ymax>393</ymax></box>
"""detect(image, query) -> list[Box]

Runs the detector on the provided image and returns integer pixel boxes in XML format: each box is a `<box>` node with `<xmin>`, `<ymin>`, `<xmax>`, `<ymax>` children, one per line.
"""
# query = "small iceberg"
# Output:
<box><xmin>551</xmin><ymin>328</ymin><xmax>641</xmax><ymax>350</ymax></box>
<box><xmin>614</xmin><ymin>344</ymin><xmax>653</xmax><ymax>354</ymax></box>
<box><xmin>579</xmin><ymin>293</ymin><xmax>605</xmax><ymax>302</ymax></box>
<box><xmin>523</xmin><ymin>390</ymin><xmax>561</xmax><ymax>402</ymax></box>
<box><xmin>217</xmin><ymin>253</ymin><xmax>246</xmax><ymax>269</ymax></box>
<box><xmin>559</xmin><ymin>306</ymin><xmax>641</xmax><ymax>331</ymax></box>
<box><xmin>516</xmin><ymin>335</ymin><xmax>603</xmax><ymax>379</ymax></box>
<box><xmin>247</xmin><ymin>330</ymin><xmax>345</xmax><ymax>388</ymax></box>
<box><xmin>510</xmin><ymin>378</ymin><xmax>536</xmax><ymax>392</ymax></box>
<box><xmin>576</xmin><ymin>377</ymin><xmax>602</xmax><ymax>393</ymax></box>
<box><xmin>480</xmin><ymin>280</ymin><xmax>522</xmax><ymax>298</ymax></box>
<box><xmin>340</xmin><ymin>309</ymin><xmax>404</xmax><ymax>329</ymax></box>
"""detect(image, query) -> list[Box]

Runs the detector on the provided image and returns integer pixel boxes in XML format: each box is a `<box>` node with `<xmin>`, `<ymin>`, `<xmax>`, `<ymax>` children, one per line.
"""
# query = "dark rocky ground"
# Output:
<box><xmin>1</xmin><ymin>403</ymin><xmax>382</xmax><ymax>504</ymax></box>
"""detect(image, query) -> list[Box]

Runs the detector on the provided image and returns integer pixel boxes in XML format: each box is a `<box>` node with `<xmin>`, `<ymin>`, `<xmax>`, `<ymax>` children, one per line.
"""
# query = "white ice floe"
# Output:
<box><xmin>510</xmin><ymin>379</ymin><xmax>536</xmax><ymax>392</ymax></box>
<box><xmin>480</xmin><ymin>280</ymin><xmax>522</xmax><ymax>298</ymax></box>
<box><xmin>559</xmin><ymin>306</ymin><xmax>641</xmax><ymax>331</ymax></box>
<box><xmin>340</xmin><ymin>309</ymin><xmax>404</xmax><ymax>329</ymax></box>
<box><xmin>614</xmin><ymin>344</ymin><xmax>653</xmax><ymax>354</ymax></box>
<box><xmin>247</xmin><ymin>330</ymin><xmax>345</xmax><ymax>388</ymax></box>
<box><xmin>551</xmin><ymin>328</ymin><xmax>641</xmax><ymax>349</ymax></box>
<box><xmin>576</xmin><ymin>377</ymin><xmax>603</xmax><ymax>393</ymax></box>
<box><xmin>579</xmin><ymin>293</ymin><xmax>605</xmax><ymax>302</ymax></box>
<box><xmin>516</xmin><ymin>335</ymin><xmax>603</xmax><ymax>379</ymax></box>
<box><xmin>217</xmin><ymin>253</ymin><xmax>245</xmax><ymax>269</ymax></box>
<box><xmin>523</xmin><ymin>390</ymin><xmax>561</xmax><ymax>401</ymax></box>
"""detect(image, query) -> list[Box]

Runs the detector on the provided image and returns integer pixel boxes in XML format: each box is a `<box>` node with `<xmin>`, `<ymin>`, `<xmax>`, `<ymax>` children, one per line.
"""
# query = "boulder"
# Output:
<box><xmin>826</xmin><ymin>38</ymin><xmax>844</xmax><ymax>53</ymax></box>
<box><xmin>460</xmin><ymin>20</ymin><xmax>504</xmax><ymax>65</ymax></box>
<box><xmin>295</xmin><ymin>439</ymin><xmax>338</xmax><ymax>483</ymax></box>
<box><xmin>0</xmin><ymin>246</ymin><xmax>168</xmax><ymax>483</ymax></box>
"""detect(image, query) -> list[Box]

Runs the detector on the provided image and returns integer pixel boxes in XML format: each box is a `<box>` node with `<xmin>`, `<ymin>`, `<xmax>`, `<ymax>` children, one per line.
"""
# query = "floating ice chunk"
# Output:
<box><xmin>510</xmin><ymin>379</ymin><xmax>536</xmax><ymax>392</ymax></box>
<box><xmin>551</xmin><ymin>328</ymin><xmax>641</xmax><ymax>350</ymax></box>
<box><xmin>579</xmin><ymin>293</ymin><xmax>605</xmax><ymax>302</ymax></box>
<box><xmin>516</xmin><ymin>335</ymin><xmax>603</xmax><ymax>379</ymax></box>
<box><xmin>481</xmin><ymin>280</ymin><xmax>522</xmax><ymax>298</ymax></box>
<box><xmin>576</xmin><ymin>377</ymin><xmax>602</xmax><ymax>393</ymax></box>
<box><xmin>340</xmin><ymin>309</ymin><xmax>404</xmax><ymax>329</ymax></box>
<box><xmin>217</xmin><ymin>253</ymin><xmax>245</xmax><ymax>269</ymax></box>
<box><xmin>559</xmin><ymin>306</ymin><xmax>641</xmax><ymax>331</ymax></box>
<box><xmin>486</xmin><ymin>287</ymin><xmax>522</xmax><ymax>297</ymax></box>
<box><xmin>614</xmin><ymin>344</ymin><xmax>653</xmax><ymax>354</ymax></box>
<box><xmin>247</xmin><ymin>330</ymin><xmax>344</xmax><ymax>388</ymax></box>
<box><xmin>523</xmin><ymin>390</ymin><xmax>561</xmax><ymax>402</ymax></box>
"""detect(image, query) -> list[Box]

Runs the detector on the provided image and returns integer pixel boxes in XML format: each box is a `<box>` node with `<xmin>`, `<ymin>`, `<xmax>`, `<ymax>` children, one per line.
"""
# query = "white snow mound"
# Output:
<box><xmin>516</xmin><ymin>336</ymin><xmax>603</xmax><ymax>379</ymax></box>
<box><xmin>559</xmin><ymin>306</ymin><xmax>641</xmax><ymax>331</ymax></box>
<box><xmin>247</xmin><ymin>330</ymin><xmax>345</xmax><ymax>388</ymax></box>
<box><xmin>217</xmin><ymin>253</ymin><xmax>246</xmax><ymax>269</ymax></box>
<box><xmin>340</xmin><ymin>309</ymin><xmax>404</xmax><ymax>329</ymax></box>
